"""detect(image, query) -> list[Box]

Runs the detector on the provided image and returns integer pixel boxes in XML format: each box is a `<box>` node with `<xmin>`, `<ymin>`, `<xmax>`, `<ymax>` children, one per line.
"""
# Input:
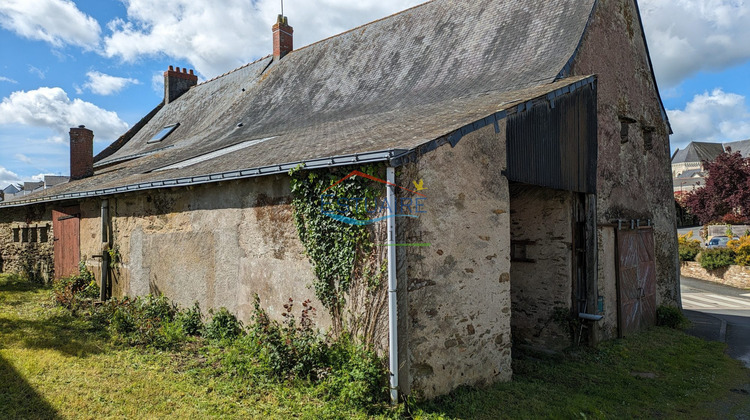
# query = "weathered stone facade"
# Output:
<box><xmin>0</xmin><ymin>205</ymin><xmax>53</xmax><ymax>282</ymax></box>
<box><xmin>73</xmin><ymin>176</ymin><xmax>332</xmax><ymax>330</ymax></box>
<box><xmin>681</xmin><ymin>262</ymin><xmax>750</xmax><ymax>290</ymax></box>
<box><xmin>399</xmin><ymin>122</ymin><xmax>512</xmax><ymax>398</ymax></box>
<box><xmin>571</xmin><ymin>0</ymin><xmax>680</xmax><ymax>311</ymax></box>
<box><xmin>509</xmin><ymin>186</ymin><xmax>574</xmax><ymax>350</ymax></box>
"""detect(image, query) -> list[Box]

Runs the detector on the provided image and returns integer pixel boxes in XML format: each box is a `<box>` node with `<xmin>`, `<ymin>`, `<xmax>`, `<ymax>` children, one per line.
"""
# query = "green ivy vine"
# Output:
<box><xmin>289</xmin><ymin>164</ymin><xmax>383</xmax><ymax>327</ymax></box>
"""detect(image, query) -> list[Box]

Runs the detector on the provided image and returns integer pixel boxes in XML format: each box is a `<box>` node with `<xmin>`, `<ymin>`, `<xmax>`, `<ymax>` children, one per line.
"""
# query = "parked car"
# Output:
<box><xmin>705</xmin><ymin>236</ymin><xmax>736</xmax><ymax>249</ymax></box>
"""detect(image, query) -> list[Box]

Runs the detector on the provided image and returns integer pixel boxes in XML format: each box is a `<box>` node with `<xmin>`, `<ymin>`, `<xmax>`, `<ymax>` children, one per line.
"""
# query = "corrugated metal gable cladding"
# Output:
<box><xmin>506</xmin><ymin>82</ymin><xmax>597</xmax><ymax>193</ymax></box>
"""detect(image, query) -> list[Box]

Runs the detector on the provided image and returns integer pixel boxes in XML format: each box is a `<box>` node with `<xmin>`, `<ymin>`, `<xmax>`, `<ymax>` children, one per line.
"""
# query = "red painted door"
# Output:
<box><xmin>52</xmin><ymin>207</ymin><xmax>81</xmax><ymax>280</ymax></box>
<box><xmin>616</xmin><ymin>227</ymin><xmax>657</xmax><ymax>337</ymax></box>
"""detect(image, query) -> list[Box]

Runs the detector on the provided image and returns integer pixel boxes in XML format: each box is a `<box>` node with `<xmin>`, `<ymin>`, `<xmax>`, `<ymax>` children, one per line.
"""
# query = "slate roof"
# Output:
<box><xmin>723</xmin><ymin>139</ymin><xmax>750</xmax><ymax>157</ymax></box>
<box><xmin>671</xmin><ymin>142</ymin><xmax>725</xmax><ymax>165</ymax></box>
<box><xmin>675</xmin><ymin>169</ymin><xmax>705</xmax><ymax>179</ymax></box>
<box><xmin>3</xmin><ymin>0</ymin><xmax>601</xmax><ymax>206</ymax></box>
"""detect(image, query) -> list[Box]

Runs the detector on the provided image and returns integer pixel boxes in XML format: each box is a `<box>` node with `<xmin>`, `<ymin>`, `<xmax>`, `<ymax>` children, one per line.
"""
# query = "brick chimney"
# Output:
<box><xmin>69</xmin><ymin>125</ymin><xmax>93</xmax><ymax>180</ymax></box>
<box><xmin>273</xmin><ymin>15</ymin><xmax>293</xmax><ymax>60</ymax></box>
<box><xmin>164</xmin><ymin>66</ymin><xmax>198</xmax><ymax>104</ymax></box>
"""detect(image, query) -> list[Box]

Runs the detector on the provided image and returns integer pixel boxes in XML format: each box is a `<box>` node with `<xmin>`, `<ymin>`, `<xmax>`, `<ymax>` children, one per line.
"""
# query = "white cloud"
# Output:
<box><xmin>668</xmin><ymin>88</ymin><xmax>750</xmax><ymax>150</ymax></box>
<box><xmin>84</xmin><ymin>71</ymin><xmax>140</xmax><ymax>95</ymax></box>
<box><xmin>640</xmin><ymin>0</ymin><xmax>750</xmax><ymax>87</ymax></box>
<box><xmin>28</xmin><ymin>65</ymin><xmax>46</xmax><ymax>79</ymax></box>
<box><xmin>15</xmin><ymin>153</ymin><xmax>32</xmax><ymax>164</ymax></box>
<box><xmin>0</xmin><ymin>167</ymin><xmax>21</xmax><ymax>187</ymax></box>
<box><xmin>0</xmin><ymin>0</ymin><xmax>101</xmax><ymax>49</ymax></box>
<box><xmin>103</xmin><ymin>0</ymin><xmax>422</xmax><ymax>78</ymax></box>
<box><xmin>0</xmin><ymin>87</ymin><xmax>129</xmax><ymax>143</ymax></box>
<box><xmin>0</xmin><ymin>76</ymin><xmax>18</xmax><ymax>84</ymax></box>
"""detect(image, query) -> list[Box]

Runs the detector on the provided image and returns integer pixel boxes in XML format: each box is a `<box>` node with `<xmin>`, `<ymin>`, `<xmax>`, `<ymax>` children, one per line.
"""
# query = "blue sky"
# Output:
<box><xmin>1</xmin><ymin>0</ymin><xmax>749</xmax><ymax>187</ymax></box>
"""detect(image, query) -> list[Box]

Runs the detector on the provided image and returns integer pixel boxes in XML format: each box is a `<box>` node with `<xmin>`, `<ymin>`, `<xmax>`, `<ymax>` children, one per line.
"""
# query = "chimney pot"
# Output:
<box><xmin>69</xmin><ymin>126</ymin><xmax>94</xmax><ymax>180</ymax></box>
<box><xmin>163</xmin><ymin>65</ymin><xmax>198</xmax><ymax>104</ymax></box>
<box><xmin>273</xmin><ymin>15</ymin><xmax>294</xmax><ymax>60</ymax></box>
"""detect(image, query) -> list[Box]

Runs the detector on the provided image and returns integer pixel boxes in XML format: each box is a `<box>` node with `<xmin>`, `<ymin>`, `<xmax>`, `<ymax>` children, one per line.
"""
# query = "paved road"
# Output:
<box><xmin>677</xmin><ymin>226</ymin><xmax>703</xmax><ymax>242</ymax></box>
<box><xmin>682</xmin><ymin>277</ymin><xmax>750</xmax><ymax>368</ymax></box>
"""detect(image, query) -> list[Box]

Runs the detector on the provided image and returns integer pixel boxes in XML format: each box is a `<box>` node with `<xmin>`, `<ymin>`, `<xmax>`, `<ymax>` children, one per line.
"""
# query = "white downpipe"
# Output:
<box><xmin>386</xmin><ymin>166</ymin><xmax>399</xmax><ymax>404</ymax></box>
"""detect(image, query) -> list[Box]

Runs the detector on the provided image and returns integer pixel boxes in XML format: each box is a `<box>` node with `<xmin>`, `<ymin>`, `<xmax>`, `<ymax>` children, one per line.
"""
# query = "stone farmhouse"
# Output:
<box><xmin>0</xmin><ymin>0</ymin><xmax>678</xmax><ymax>398</ymax></box>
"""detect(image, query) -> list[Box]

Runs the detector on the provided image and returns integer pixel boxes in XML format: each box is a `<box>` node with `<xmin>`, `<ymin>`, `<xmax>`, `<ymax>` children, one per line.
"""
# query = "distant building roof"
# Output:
<box><xmin>43</xmin><ymin>176</ymin><xmax>69</xmax><ymax>188</ymax></box>
<box><xmin>2</xmin><ymin>184</ymin><xmax>20</xmax><ymax>194</ymax></box>
<box><xmin>23</xmin><ymin>181</ymin><xmax>44</xmax><ymax>191</ymax></box>
<box><xmin>676</xmin><ymin>169</ymin><xmax>705</xmax><ymax>179</ymax></box>
<box><xmin>671</xmin><ymin>142</ymin><xmax>725</xmax><ymax>164</ymax></box>
<box><xmin>722</xmin><ymin>139</ymin><xmax>750</xmax><ymax>157</ymax></box>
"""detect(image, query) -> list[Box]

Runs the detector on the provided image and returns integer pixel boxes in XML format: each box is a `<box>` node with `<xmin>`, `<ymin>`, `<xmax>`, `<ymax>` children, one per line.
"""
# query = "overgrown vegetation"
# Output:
<box><xmin>656</xmin><ymin>305</ymin><xmax>689</xmax><ymax>329</ymax></box>
<box><xmin>289</xmin><ymin>165</ymin><xmax>384</xmax><ymax>333</ymax></box>
<box><xmin>52</xmin><ymin>261</ymin><xmax>99</xmax><ymax>309</ymax></box>
<box><xmin>2</xmin><ymin>274</ymin><xmax>749</xmax><ymax>418</ymax></box>
<box><xmin>48</xmin><ymin>274</ymin><xmax>390</xmax><ymax>409</ymax></box>
<box><xmin>678</xmin><ymin>231</ymin><xmax>701</xmax><ymax>262</ymax></box>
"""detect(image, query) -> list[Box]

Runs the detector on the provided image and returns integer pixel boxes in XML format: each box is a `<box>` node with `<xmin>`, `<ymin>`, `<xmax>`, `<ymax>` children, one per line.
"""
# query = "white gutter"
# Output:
<box><xmin>386</xmin><ymin>166</ymin><xmax>399</xmax><ymax>404</ymax></box>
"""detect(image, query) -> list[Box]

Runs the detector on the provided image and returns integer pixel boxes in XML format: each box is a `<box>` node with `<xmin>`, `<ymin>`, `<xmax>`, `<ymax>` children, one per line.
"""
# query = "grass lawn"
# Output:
<box><xmin>1</xmin><ymin>274</ymin><xmax>749</xmax><ymax>419</ymax></box>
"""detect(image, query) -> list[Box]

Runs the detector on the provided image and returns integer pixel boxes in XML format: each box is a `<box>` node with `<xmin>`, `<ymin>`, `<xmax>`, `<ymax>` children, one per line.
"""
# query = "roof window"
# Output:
<box><xmin>148</xmin><ymin>123</ymin><xmax>180</xmax><ymax>143</ymax></box>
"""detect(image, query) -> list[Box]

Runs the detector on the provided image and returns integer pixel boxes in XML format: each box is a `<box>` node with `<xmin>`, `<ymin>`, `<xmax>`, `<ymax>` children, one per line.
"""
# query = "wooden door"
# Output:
<box><xmin>616</xmin><ymin>227</ymin><xmax>657</xmax><ymax>336</ymax></box>
<box><xmin>52</xmin><ymin>207</ymin><xmax>80</xmax><ymax>280</ymax></box>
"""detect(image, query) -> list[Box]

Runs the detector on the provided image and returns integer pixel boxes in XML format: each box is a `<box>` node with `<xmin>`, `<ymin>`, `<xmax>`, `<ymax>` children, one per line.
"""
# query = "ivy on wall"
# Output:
<box><xmin>289</xmin><ymin>165</ymin><xmax>383</xmax><ymax>332</ymax></box>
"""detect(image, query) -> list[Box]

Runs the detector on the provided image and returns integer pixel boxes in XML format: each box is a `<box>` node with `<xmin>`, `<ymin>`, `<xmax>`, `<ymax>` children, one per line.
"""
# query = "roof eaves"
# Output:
<box><xmin>0</xmin><ymin>149</ymin><xmax>409</xmax><ymax>208</ymax></box>
<box><xmin>393</xmin><ymin>76</ymin><xmax>598</xmax><ymax>167</ymax></box>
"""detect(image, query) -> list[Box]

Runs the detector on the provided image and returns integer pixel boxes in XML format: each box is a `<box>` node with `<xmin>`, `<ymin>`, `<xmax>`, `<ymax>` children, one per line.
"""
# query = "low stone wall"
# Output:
<box><xmin>681</xmin><ymin>261</ymin><xmax>750</xmax><ymax>289</ymax></box>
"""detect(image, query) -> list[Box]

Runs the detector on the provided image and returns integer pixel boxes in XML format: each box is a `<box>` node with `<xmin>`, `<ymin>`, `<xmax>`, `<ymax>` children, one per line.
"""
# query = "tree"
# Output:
<box><xmin>684</xmin><ymin>149</ymin><xmax>750</xmax><ymax>224</ymax></box>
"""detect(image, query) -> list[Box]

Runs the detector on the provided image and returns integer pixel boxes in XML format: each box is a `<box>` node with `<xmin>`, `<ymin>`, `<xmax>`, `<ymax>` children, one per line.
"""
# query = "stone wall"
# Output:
<box><xmin>681</xmin><ymin>262</ymin><xmax>750</xmax><ymax>290</ymax></box>
<box><xmin>571</xmin><ymin>0</ymin><xmax>680</xmax><ymax>306</ymax></box>
<box><xmin>74</xmin><ymin>176</ymin><xmax>333</xmax><ymax>331</ymax></box>
<box><xmin>399</xmin><ymin>122</ymin><xmax>512</xmax><ymax>398</ymax></box>
<box><xmin>0</xmin><ymin>204</ymin><xmax>53</xmax><ymax>281</ymax></box>
<box><xmin>595</xmin><ymin>226</ymin><xmax>619</xmax><ymax>340</ymax></box>
<box><xmin>509</xmin><ymin>185</ymin><xmax>574</xmax><ymax>350</ymax></box>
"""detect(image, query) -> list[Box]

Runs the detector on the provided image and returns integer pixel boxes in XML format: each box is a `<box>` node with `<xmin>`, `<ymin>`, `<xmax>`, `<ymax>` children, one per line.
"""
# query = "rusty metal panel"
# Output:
<box><xmin>52</xmin><ymin>207</ymin><xmax>80</xmax><ymax>280</ymax></box>
<box><xmin>616</xmin><ymin>228</ymin><xmax>657</xmax><ymax>336</ymax></box>
<box><xmin>506</xmin><ymin>83</ymin><xmax>597</xmax><ymax>193</ymax></box>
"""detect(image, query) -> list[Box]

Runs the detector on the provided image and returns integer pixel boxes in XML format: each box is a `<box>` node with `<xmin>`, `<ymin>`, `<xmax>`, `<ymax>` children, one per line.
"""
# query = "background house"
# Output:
<box><xmin>671</xmin><ymin>139</ymin><xmax>750</xmax><ymax>197</ymax></box>
<box><xmin>0</xmin><ymin>0</ymin><xmax>678</xmax><ymax>399</ymax></box>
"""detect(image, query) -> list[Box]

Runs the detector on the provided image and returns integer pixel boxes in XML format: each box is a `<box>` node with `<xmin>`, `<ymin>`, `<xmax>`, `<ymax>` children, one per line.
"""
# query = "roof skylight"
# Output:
<box><xmin>148</xmin><ymin>123</ymin><xmax>180</xmax><ymax>143</ymax></box>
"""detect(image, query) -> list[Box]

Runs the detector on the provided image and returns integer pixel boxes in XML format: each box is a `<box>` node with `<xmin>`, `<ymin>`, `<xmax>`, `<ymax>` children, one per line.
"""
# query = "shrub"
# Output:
<box><xmin>204</xmin><ymin>307</ymin><xmax>244</xmax><ymax>342</ymax></box>
<box><xmin>52</xmin><ymin>262</ymin><xmax>99</xmax><ymax>308</ymax></box>
<box><xmin>177</xmin><ymin>302</ymin><xmax>204</xmax><ymax>336</ymax></box>
<box><xmin>678</xmin><ymin>231</ymin><xmax>701</xmax><ymax>262</ymax></box>
<box><xmin>699</xmin><ymin>248</ymin><xmax>735</xmax><ymax>270</ymax></box>
<box><xmin>222</xmin><ymin>295</ymin><xmax>388</xmax><ymax>406</ymax></box>
<box><xmin>251</xmin><ymin>297</ymin><xmax>328</xmax><ymax>380</ymax></box>
<box><xmin>728</xmin><ymin>235</ymin><xmax>750</xmax><ymax>266</ymax></box>
<box><xmin>322</xmin><ymin>335</ymin><xmax>388</xmax><ymax>408</ymax></box>
<box><xmin>656</xmin><ymin>306</ymin><xmax>688</xmax><ymax>329</ymax></box>
<box><xmin>103</xmin><ymin>295</ymin><xmax>184</xmax><ymax>348</ymax></box>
